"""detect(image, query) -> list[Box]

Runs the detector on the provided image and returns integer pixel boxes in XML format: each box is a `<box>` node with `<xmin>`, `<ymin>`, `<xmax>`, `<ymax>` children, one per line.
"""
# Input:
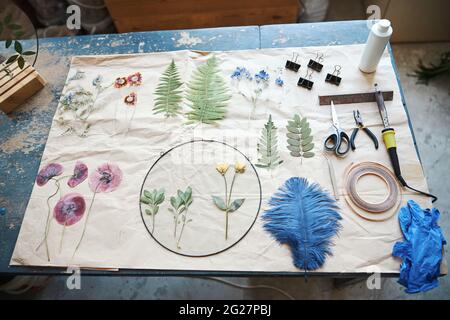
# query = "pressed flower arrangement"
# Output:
<box><xmin>34</xmin><ymin>161</ymin><xmax>123</xmax><ymax>261</ymax></box>
<box><xmin>230</xmin><ymin>67</ymin><xmax>271</xmax><ymax>119</ymax></box>
<box><xmin>55</xmin><ymin>72</ymin><xmax>111</xmax><ymax>137</ymax></box>
<box><xmin>112</xmin><ymin>72</ymin><xmax>142</xmax><ymax>136</ymax></box>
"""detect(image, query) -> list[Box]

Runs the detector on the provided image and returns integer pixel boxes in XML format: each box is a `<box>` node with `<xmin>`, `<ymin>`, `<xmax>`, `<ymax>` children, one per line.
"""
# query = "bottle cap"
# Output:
<box><xmin>377</xmin><ymin>19</ymin><xmax>391</xmax><ymax>33</ymax></box>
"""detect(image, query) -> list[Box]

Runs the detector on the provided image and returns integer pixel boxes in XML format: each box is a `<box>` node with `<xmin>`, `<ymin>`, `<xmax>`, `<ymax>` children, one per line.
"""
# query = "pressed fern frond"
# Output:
<box><xmin>153</xmin><ymin>59</ymin><xmax>183</xmax><ymax>117</ymax></box>
<box><xmin>286</xmin><ymin>114</ymin><xmax>315</xmax><ymax>160</ymax></box>
<box><xmin>185</xmin><ymin>55</ymin><xmax>231</xmax><ymax>124</ymax></box>
<box><xmin>256</xmin><ymin>115</ymin><xmax>283</xmax><ymax>169</ymax></box>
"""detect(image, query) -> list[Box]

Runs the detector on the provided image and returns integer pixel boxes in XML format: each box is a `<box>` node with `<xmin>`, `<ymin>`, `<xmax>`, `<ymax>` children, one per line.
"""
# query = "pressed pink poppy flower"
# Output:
<box><xmin>114</xmin><ymin>77</ymin><xmax>127</xmax><ymax>88</ymax></box>
<box><xmin>67</xmin><ymin>161</ymin><xmax>88</xmax><ymax>188</ymax></box>
<box><xmin>124</xmin><ymin>92</ymin><xmax>137</xmax><ymax>106</ymax></box>
<box><xmin>36</xmin><ymin>163</ymin><xmax>63</xmax><ymax>186</ymax></box>
<box><xmin>89</xmin><ymin>163</ymin><xmax>123</xmax><ymax>193</ymax></box>
<box><xmin>127</xmin><ymin>72</ymin><xmax>142</xmax><ymax>86</ymax></box>
<box><xmin>53</xmin><ymin>193</ymin><xmax>86</xmax><ymax>226</ymax></box>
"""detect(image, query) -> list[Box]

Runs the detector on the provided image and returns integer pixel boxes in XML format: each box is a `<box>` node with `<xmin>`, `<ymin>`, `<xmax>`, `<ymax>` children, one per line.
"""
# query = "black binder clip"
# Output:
<box><xmin>325</xmin><ymin>65</ymin><xmax>342</xmax><ymax>86</ymax></box>
<box><xmin>285</xmin><ymin>52</ymin><xmax>301</xmax><ymax>72</ymax></box>
<box><xmin>297</xmin><ymin>68</ymin><xmax>314</xmax><ymax>90</ymax></box>
<box><xmin>307</xmin><ymin>52</ymin><xmax>324</xmax><ymax>72</ymax></box>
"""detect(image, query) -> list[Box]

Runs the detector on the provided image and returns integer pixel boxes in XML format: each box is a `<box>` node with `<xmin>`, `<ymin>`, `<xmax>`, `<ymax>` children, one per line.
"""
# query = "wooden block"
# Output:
<box><xmin>0</xmin><ymin>61</ymin><xmax>46</xmax><ymax>114</ymax></box>
<box><xmin>105</xmin><ymin>0</ymin><xmax>300</xmax><ymax>32</ymax></box>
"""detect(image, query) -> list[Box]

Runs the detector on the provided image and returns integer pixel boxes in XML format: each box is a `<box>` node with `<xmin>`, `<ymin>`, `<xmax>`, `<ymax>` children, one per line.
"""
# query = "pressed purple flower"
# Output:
<box><xmin>36</xmin><ymin>163</ymin><xmax>64</xmax><ymax>186</ymax></box>
<box><xmin>53</xmin><ymin>193</ymin><xmax>86</xmax><ymax>226</ymax></box>
<box><xmin>89</xmin><ymin>163</ymin><xmax>123</xmax><ymax>193</ymax></box>
<box><xmin>127</xmin><ymin>72</ymin><xmax>142</xmax><ymax>86</ymax></box>
<box><xmin>68</xmin><ymin>161</ymin><xmax>88</xmax><ymax>188</ymax></box>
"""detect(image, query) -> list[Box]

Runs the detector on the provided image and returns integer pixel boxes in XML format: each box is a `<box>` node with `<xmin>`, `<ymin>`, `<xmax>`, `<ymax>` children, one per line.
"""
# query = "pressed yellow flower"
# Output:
<box><xmin>216</xmin><ymin>163</ymin><xmax>229</xmax><ymax>175</ymax></box>
<box><xmin>235</xmin><ymin>161</ymin><xmax>246</xmax><ymax>173</ymax></box>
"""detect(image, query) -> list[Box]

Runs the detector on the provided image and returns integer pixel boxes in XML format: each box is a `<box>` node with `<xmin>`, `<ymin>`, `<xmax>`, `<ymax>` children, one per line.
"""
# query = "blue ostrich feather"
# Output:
<box><xmin>262</xmin><ymin>177</ymin><xmax>342</xmax><ymax>271</ymax></box>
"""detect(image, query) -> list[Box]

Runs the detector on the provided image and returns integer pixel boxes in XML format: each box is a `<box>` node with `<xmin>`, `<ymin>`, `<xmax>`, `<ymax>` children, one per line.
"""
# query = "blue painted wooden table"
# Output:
<box><xmin>0</xmin><ymin>21</ymin><xmax>412</xmax><ymax>276</ymax></box>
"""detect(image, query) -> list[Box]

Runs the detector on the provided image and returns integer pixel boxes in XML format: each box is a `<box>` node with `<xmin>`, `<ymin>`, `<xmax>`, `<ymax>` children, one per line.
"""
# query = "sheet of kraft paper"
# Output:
<box><xmin>11</xmin><ymin>44</ymin><xmax>442</xmax><ymax>274</ymax></box>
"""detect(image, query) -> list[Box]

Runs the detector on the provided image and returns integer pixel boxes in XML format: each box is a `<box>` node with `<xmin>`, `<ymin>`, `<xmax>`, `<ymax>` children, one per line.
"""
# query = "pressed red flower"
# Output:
<box><xmin>67</xmin><ymin>161</ymin><xmax>88</xmax><ymax>188</ymax></box>
<box><xmin>36</xmin><ymin>163</ymin><xmax>63</xmax><ymax>186</ymax></box>
<box><xmin>127</xmin><ymin>72</ymin><xmax>142</xmax><ymax>86</ymax></box>
<box><xmin>124</xmin><ymin>92</ymin><xmax>137</xmax><ymax>106</ymax></box>
<box><xmin>89</xmin><ymin>163</ymin><xmax>123</xmax><ymax>193</ymax></box>
<box><xmin>53</xmin><ymin>193</ymin><xmax>86</xmax><ymax>226</ymax></box>
<box><xmin>114</xmin><ymin>77</ymin><xmax>127</xmax><ymax>88</ymax></box>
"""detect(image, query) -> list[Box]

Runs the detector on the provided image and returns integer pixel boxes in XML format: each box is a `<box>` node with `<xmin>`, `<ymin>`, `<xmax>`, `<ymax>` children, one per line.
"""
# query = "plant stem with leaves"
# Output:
<box><xmin>140</xmin><ymin>188</ymin><xmax>165</xmax><ymax>234</ymax></box>
<box><xmin>169</xmin><ymin>186</ymin><xmax>193</xmax><ymax>249</ymax></box>
<box><xmin>212</xmin><ymin>163</ymin><xmax>246</xmax><ymax>240</ymax></box>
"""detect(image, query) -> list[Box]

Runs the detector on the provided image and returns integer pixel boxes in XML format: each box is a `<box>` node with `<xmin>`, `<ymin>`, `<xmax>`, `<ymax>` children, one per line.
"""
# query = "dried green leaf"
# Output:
<box><xmin>153</xmin><ymin>59</ymin><xmax>183</xmax><ymax>117</ymax></box>
<box><xmin>228</xmin><ymin>198</ymin><xmax>245</xmax><ymax>213</ymax></box>
<box><xmin>5</xmin><ymin>54</ymin><xmax>18</xmax><ymax>64</ymax></box>
<box><xmin>14</xmin><ymin>40</ymin><xmax>22</xmax><ymax>54</ymax></box>
<box><xmin>212</xmin><ymin>196</ymin><xmax>227</xmax><ymax>211</ymax></box>
<box><xmin>255</xmin><ymin>115</ymin><xmax>283</xmax><ymax>170</ymax></box>
<box><xmin>140</xmin><ymin>196</ymin><xmax>150</xmax><ymax>204</ymax></box>
<box><xmin>303</xmin><ymin>152</ymin><xmax>315</xmax><ymax>158</ymax></box>
<box><xmin>286</xmin><ymin>113</ymin><xmax>315</xmax><ymax>162</ymax></box>
<box><xmin>186</xmin><ymin>55</ymin><xmax>231</xmax><ymax>124</ymax></box>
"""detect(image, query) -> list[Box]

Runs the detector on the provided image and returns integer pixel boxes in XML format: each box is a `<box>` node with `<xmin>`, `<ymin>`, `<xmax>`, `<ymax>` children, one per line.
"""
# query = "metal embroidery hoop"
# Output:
<box><xmin>139</xmin><ymin>139</ymin><xmax>263</xmax><ymax>257</ymax></box>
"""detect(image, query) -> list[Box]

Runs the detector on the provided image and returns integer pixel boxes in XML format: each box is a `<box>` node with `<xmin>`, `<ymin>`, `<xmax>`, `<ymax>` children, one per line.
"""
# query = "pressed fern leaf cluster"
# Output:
<box><xmin>153</xmin><ymin>59</ymin><xmax>183</xmax><ymax>117</ymax></box>
<box><xmin>185</xmin><ymin>55</ymin><xmax>231</xmax><ymax>124</ymax></box>
<box><xmin>286</xmin><ymin>114</ymin><xmax>315</xmax><ymax>159</ymax></box>
<box><xmin>256</xmin><ymin>115</ymin><xmax>283</xmax><ymax>169</ymax></box>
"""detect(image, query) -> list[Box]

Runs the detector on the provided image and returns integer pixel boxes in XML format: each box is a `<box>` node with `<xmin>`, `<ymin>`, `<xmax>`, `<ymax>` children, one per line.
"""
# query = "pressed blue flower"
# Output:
<box><xmin>92</xmin><ymin>75</ymin><xmax>103</xmax><ymax>87</ymax></box>
<box><xmin>255</xmin><ymin>70</ymin><xmax>270</xmax><ymax>83</ymax></box>
<box><xmin>275</xmin><ymin>77</ymin><xmax>284</xmax><ymax>87</ymax></box>
<box><xmin>231</xmin><ymin>67</ymin><xmax>243</xmax><ymax>79</ymax></box>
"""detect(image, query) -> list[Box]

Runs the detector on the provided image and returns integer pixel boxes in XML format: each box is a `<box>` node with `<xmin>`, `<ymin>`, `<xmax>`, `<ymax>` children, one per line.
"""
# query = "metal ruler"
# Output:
<box><xmin>319</xmin><ymin>91</ymin><xmax>394</xmax><ymax>105</ymax></box>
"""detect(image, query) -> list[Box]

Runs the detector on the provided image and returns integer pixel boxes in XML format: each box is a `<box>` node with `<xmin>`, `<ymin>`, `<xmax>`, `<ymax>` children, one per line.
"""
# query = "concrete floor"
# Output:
<box><xmin>1</xmin><ymin>41</ymin><xmax>448</xmax><ymax>300</ymax></box>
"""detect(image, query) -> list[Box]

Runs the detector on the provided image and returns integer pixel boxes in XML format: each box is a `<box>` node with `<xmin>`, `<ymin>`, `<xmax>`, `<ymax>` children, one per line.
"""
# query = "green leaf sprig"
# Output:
<box><xmin>1</xmin><ymin>14</ymin><xmax>34</xmax><ymax>69</ymax></box>
<box><xmin>255</xmin><ymin>115</ymin><xmax>283</xmax><ymax>170</ymax></box>
<box><xmin>286</xmin><ymin>114</ymin><xmax>315</xmax><ymax>162</ymax></box>
<box><xmin>140</xmin><ymin>188</ymin><xmax>165</xmax><ymax>234</ymax></box>
<box><xmin>153</xmin><ymin>59</ymin><xmax>183</xmax><ymax>117</ymax></box>
<box><xmin>168</xmin><ymin>186</ymin><xmax>193</xmax><ymax>249</ymax></box>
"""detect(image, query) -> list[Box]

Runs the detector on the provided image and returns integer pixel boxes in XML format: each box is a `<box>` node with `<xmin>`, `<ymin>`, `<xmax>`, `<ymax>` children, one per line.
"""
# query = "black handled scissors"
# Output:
<box><xmin>324</xmin><ymin>101</ymin><xmax>350</xmax><ymax>157</ymax></box>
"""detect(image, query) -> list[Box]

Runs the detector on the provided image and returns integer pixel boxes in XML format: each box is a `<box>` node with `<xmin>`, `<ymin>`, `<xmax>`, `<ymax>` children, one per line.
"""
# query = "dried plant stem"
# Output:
<box><xmin>151</xmin><ymin>206</ymin><xmax>156</xmax><ymax>234</ymax></box>
<box><xmin>176</xmin><ymin>208</ymin><xmax>189</xmax><ymax>249</ymax></box>
<box><xmin>59</xmin><ymin>220</ymin><xmax>67</xmax><ymax>254</ymax></box>
<box><xmin>225</xmin><ymin>172</ymin><xmax>237</xmax><ymax>240</ymax></box>
<box><xmin>73</xmin><ymin>184</ymin><xmax>99</xmax><ymax>258</ymax></box>
<box><xmin>36</xmin><ymin>178</ymin><xmax>60</xmax><ymax>261</ymax></box>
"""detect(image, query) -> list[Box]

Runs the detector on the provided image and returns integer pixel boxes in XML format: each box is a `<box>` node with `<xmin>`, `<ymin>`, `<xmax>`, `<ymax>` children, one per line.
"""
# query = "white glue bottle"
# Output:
<box><xmin>359</xmin><ymin>19</ymin><xmax>393</xmax><ymax>73</ymax></box>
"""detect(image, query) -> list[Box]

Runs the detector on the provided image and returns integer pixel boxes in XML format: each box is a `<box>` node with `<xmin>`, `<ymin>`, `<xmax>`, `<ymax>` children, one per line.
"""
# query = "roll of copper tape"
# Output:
<box><xmin>345</xmin><ymin>162</ymin><xmax>400</xmax><ymax>213</ymax></box>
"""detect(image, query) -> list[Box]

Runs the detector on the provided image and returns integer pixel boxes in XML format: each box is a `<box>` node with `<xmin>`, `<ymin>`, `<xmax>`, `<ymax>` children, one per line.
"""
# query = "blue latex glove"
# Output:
<box><xmin>392</xmin><ymin>200</ymin><xmax>446</xmax><ymax>293</ymax></box>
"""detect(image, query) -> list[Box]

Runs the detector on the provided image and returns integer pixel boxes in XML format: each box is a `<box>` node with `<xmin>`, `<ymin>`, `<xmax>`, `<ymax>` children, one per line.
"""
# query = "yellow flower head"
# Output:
<box><xmin>216</xmin><ymin>163</ymin><xmax>229</xmax><ymax>175</ymax></box>
<box><xmin>235</xmin><ymin>161</ymin><xmax>246</xmax><ymax>173</ymax></box>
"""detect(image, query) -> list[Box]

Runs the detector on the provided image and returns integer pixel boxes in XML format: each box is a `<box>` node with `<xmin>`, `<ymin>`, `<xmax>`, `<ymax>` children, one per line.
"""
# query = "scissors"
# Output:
<box><xmin>324</xmin><ymin>101</ymin><xmax>350</xmax><ymax>157</ymax></box>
